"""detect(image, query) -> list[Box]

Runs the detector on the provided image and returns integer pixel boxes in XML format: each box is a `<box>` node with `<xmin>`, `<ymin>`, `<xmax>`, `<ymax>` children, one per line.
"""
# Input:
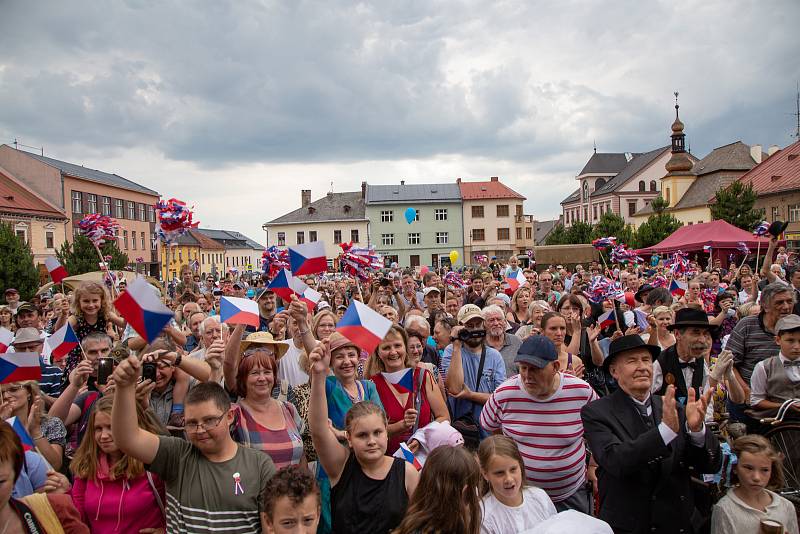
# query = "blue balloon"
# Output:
<box><xmin>405</xmin><ymin>207</ymin><xmax>416</xmax><ymax>224</ymax></box>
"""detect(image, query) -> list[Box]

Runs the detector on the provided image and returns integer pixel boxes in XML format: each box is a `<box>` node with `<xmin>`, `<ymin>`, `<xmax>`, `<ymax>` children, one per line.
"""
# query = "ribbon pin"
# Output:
<box><xmin>233</xmin><ymin>472</ymin><xmax>244</xmax><ymax>495</ymax></box>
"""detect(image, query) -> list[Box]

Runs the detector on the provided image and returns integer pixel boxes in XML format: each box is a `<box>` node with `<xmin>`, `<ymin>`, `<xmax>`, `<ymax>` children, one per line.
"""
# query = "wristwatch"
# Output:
<box><xmin>174</xmin><ymin>353</ymin><xmax>183</xmax><ymax>367</ymax></box>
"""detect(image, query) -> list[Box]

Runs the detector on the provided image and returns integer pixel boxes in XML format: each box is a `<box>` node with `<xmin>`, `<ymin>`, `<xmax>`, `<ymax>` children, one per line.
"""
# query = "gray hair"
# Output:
<box><xmin>481</xmin><ymin>304</ymin><xmax>505</xmax><ymax>320</ymax></box>
<box><xmin>760</xmin><ymin>282</ymin><xmax>795</xmax><ymax>309</ymax></box>
<box><xmin>527</xmin><ymin>300</ymin><xmax>551</xmax><ymax>315</ymax></box>
<box><xmin>404</xmin><ymin>315</ymin><xmax>429</xmax><ymax>333</ymax></box>
<box><xmin>81</xmin><ymin>332</ymin><xmax>112</xmax><ymax>350</ymax></box>
<box><xmin>198</xmin><ymin>315</ymin><xmax>228</xmax><ymax>336</ymax></box>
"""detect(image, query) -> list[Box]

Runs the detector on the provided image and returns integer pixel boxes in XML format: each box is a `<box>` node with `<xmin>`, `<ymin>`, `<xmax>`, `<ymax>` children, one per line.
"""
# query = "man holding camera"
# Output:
<box><xmin>443</xmin><ymin>304</ymin><xmax>505</xmax><ymax>447</ymax></box>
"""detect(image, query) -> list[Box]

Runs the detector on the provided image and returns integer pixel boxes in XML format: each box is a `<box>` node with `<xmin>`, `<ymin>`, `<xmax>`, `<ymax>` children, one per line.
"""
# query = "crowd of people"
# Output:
<box><xmin>0</xmin><ymin>232</ymin><xmax>799</xmax><ymax>533</ymax></box>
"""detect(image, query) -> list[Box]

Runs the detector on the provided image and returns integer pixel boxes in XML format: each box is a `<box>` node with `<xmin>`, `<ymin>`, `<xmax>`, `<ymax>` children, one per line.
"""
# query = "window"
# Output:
<box><xmin>141</xmin><ymin>232</ymin><xmax>146</xmax><ymax>250</ymax></box>
<box><xmin>309</xmin><ymin>231</ymin><xmax>317</xmax><ymax>242</ymax></box>
<box><xmin>650</xmin><ymin>180</ymin><xmax>657</xmax><ymax>192</ymax></box>
<box><xmin>123</xmin><ymin>230</ymin><xmax>129</xmax><ymax>249</ymax></box>
<box><xmin>772</xmin><ymin>206</ymin><xmax>781</xmax><ymax>221</ymax></box>
<box><xmin>595</xmin><ymin>178</ymin><xmax>606</xmax><ymax>189</ymax></box>
<box><xmin>381</xmin><ymin>234</ymin><xmax>394</xmax><ymax>246</ymax></box>
<box><xmin>472</xmin><ymin>205</ymin><xmax>484</xmax><ymax>218</ymax></box>
<box><xmin>132</xmin><ymin>232</ymin><xmax>137</xmax><ymax>249</ymax></box>
<box><xmin>583</xmin><ymin>182</ymin><xmax>589</xmax><ymax>201</ymax></box>
<box><xmin>148</xmin><ymin>205</ymin><xmax>155</xmax><ymax>222</ymax></box>
<box><xmin>472</xmin><ymin>229</ymin><xmax>485</xmax><ymax>241</ymax></box>
<box><xmin>127</xmin><ymin>202</ymin><xmax>135</xmax><ymax>219</ymax></box>
<box><xmin>436</xmin><ymin>232</ymin><xmax>449</xmax><ymax>244</ymax></box>
<box><xmin>351</xmin><ymin>229</ymin><xmax>359</xmax><ymax>243</ymax></box>
<box><xmin>526</xmin><ymin>227</ymin><xmax>532</xmax><ymax>239</ymax></box>
<box><xmin>628</xmin><ymin>201</ymin><xmax>637</xmax><ymax>217</ymax></box>
<box><xmin>72</xmin><ymin>191</ymin><xmax>82</xmax><ymax>213</ymax></box>
<box><xmin>139</xmin><ymin>204</ymin><xmax>146</xmax><ymax>221</ymax></box>
<box><xmin>408</xmin><ymin>233</ymin><xmax>420</xmax><ymax>245</ymax></box>
<box><xmin>85</xmin><ymin>193</ymin><xmax>96</xmax><ymax>213</ymax></box>
<box><xmin>497</xmin><ymin>228</ymin><xmax>510</xmax><ymax>240</ymax></box>
<box><xmin>496</xmin><ymin>205</ymin><xmax>509</xmax><ymax>217</ymax></box>
<box><xmin>15</xmin><ymin>230</ymin><xmax>26</xmax><ymax>243</ymax></box>
<box><xmin>115</xmin><ymin>199</ymin><xmax>124</xmax><ymax>218</ymax></box>
<box><xmin>565</xmin><ymin>211</ymin><xmax>569</xmax><ymax>224</ymax></box>
<box><xmin>296</xmin><ymin>232</ymin><xmax>304</xmax><ymax>244</ymax></box>
<box><xmin>434</xmin><ymin>209</ymin><xmax>448</xmax><ymax>221</ymax></box>
<box><xmin>380</xmin><ymin>210</ymin><xmax>394</xmax><ymax>222</ymax></box>
<box><xmin>638</xmin><ymin>181</ymin><xmax>645</xmax><ymax>192</ymax></box>
<box><xmin>789</xmin><ymin>204</ymin><xmax>800</xmax><ymax>223</ymax></box>
<box><xmin>516</xmin><ymin>205</ymin><xmax>523</xmax><ymax>216</ymax></box>
<box><xmin>333</xmin><ymin>230</ymin><xmax>342</xmax><ymax>243</ymax></box>
<box><xmin>101</xmin><ymin>196</ymin><xmax>111</xmax><ymax>215</ymax></box>
<box><xmin>583</xmin><ymin>207</ymin><xmax>588</xmax><ymax>220</ymax></box>
<box><xmin>593</xmin><ymin>205</ymin><xmax>597</xmax><ymax>220</ymax></box>
<box><xmin>277</xmin><ymin>232</ymin><xmax>286</xmax><ymax>246</ymax></box>
<box><xmin>516</xmin><ymin>227</ymin><xmax>522</xmax><ymax>239</ymax></box>
<box><xmin>151</xmin><ymin>233</ymin><xmax>157</xmax><ymax>250</ymax></box>
<box><xmin>46</xmin><ymin>231</ymin><xmax>54</xmax><ymax>249</ymax></box>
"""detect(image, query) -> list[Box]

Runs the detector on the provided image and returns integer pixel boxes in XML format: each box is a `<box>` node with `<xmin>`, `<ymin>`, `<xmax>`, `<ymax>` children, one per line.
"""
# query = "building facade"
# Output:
<box><xmin>195</xmin><ymin>229</ymin><xmax>263</xmax><ymax>274</ymax></box>
<box><xmin>0</xmin><ymin>145</ymin><xmax>161</xmax><ymax>276</ymax></box>
<box><xmin>366</xmin><ymin>182</ymin><xmax>463</xmax><ymax>268</ymax></box>
<box><xmin>458</xmin><ymin>177</ymin><xmax>534</xmax><ymax>261</ymax></box>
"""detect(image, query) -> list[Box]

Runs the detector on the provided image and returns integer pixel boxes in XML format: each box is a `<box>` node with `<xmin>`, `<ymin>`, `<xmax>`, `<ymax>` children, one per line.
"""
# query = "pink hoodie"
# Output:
<box><xmin>70</xmin><ymin>455</ymin><xmax>166</xmax><ymax>533</ymax></box>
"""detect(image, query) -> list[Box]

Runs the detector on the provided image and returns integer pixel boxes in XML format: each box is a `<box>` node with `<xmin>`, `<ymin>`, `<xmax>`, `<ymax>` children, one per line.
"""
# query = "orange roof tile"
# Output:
<box><xmin>458</xmin><ymin>178</ymin><xmax>525</xmax><ymax>200</ymax></box>
<box><xmin>732</xmin><ymin>140</ymin><xmax>800</xmax><ymax>196</ymax></box>
<box><xmin>0</xmin><ymin>166</ymin><xmax>67</xmax><ymax>219</ymax></box>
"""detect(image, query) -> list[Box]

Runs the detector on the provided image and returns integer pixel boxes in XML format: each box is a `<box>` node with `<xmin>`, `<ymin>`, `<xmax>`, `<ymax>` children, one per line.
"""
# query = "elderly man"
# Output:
<box><xmin>10</xmin><ymin>327</ymin><xmax>63</xmax><ymax>402</ymax></box>
<box><xmin>581</xmin><ymin>335</ymin><xmax>721</xmax><ymax>534</ymax></box>
<box><xmin>482</xmin><ymin>335</ymin><xmax>597</xmax><ymax>513</ymax></box>
<box><xmin>399</xmin><ymin>272</ymin><xmax>425</xmax><ymax>311</ymax></box>
<box><xmin>482</xmin><ymin>304</ymin><xmax>522</xmax><ymax>375</ymax></box>
<box><xmin>188</xmin><ymin>315</ymin><xmax>226</xmax><ymax>385</ymax></box>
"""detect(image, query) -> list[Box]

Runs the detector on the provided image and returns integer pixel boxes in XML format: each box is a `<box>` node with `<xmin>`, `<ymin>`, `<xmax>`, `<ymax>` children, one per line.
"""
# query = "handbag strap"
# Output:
<box><xmin>474</xmin><ymin>345</ymin><xmax>487</xmax><ymax>392</ymax></box>
<box><xmin>146</xmin><ymin>471</ymin><xmax>166</xmax><ymax>518</ymax></box>
<box><xmin>411</xmin><ymin>368</ymin><xmax>427</xmax><ymax>434</ymax></box>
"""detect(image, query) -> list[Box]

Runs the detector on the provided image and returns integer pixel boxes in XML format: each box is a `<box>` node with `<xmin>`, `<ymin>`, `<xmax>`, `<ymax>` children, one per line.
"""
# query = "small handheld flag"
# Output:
<box><xmin>0</xmin><ymin>328</ymin><xmax>13</xmax><ymax>353</ymax></box>
<box><xmin>591</xmin><ymin>237</ymin><xmax>617</xmax><ymax>250</ymax></box>
<box><xmin>5</xmin><ymin>417</ymin><xmax>35</xmax><ymax>451</ymax></box>
<box><xmin>268</xmin><ymin>269</ymin><xmax>322</xmax><ymax>311</ymax></box>
<box><xmin>598</xmin><ymin>309</ymin><xmax>617</xmax><ymax>329</ymax></box>
<box><xmin>504</xmin><ymin>270</ymin><xmax>527</xmax><ymax>292</ymax></box>
<box><xmin>44</xmin><ymin>257</ymin><xmax>68</xmax><ymax>284</ymax></box>
<box><xmin>0</xmin><ymin>353</ymin><xmax>42</xmax><ymax>384</ymax></box>
<box><xmin>336</xmin><ymin>300</ymin><xmax>392</xmax><ymax>354</ymax></box>
<box><xmin>220</xmin><ymin>297</ymin><xmax>260</xmax><ymax>328</ymax></box>
<box><xmin>753</xmin><ymin>221</ymin><xmax>770</xmax><ymax>236</ymax></box>
<box><xmin>114</xmin><ymin>278</ymin><xmax>174</xmax><ymax>343</ymax></box>
<box><xmin>670</xmin><ymin>279</ymin><xmax>688</xmax><ymax>297</ymax></box>
<box><xmin>395</xmin><ymin>441</ymin><xmax>423</xmax><ymax>470</ymax></box>
<box><xmin>289</xmin><ymin>241</ymin><xmax>328</xmax><ymax>276</ymax></box>
<box><xmin>45</xmin><ymin>323</ymin><xmax>79</xmax><ymax>361</ymax></box>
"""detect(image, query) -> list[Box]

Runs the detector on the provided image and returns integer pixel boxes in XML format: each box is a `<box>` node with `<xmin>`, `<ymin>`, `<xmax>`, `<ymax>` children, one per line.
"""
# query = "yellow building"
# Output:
<box><xmin>160</xmin><ymin>229</ymin><xmax>226</xmax><ymax>281</ymax></box>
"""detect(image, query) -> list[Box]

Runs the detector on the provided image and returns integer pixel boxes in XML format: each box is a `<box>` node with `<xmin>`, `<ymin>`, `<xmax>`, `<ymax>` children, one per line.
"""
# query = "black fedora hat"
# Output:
<box><xmin>603</xmin><ymin>334</ymin><xmax>660</xmax><ymax>371</ymax></box>
<box><xmin>634</xmin><ymin>284</ymin><xmax>654</xmax><ymax>303</ymax></box>
<box><xmin>667</xmin><ymin>307</ymin><xmax>713</xmax><ymax>331</ymax></box>
<box><xmin>769</xmin><ymin>221</ymin><xmax>789</xmax><ymax>237</ymax></box>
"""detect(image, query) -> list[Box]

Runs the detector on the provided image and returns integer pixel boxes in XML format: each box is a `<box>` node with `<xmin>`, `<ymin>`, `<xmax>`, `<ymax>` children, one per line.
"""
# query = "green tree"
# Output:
<box><xmin>0</xmin><ymin>223</ymin><xmax>41</xmax><ymax>300</ymax></box>
<box><xmin>634</xmin><ymin>204</ymin><xmax>683</xmax><ymax>249</ymax></box>
<box><xmin>544</xmin><ymin>223</ymin><xmax>568</xmax><ymax>245</ymax></box>
<box><xmin>710</xmin><ymin>181</ymin><xmax>763</xmax><ymax>231</ymax></box>
<box><xmin>56</xmin><ymin>235</ymin><xmax>130</xmax><ymax>276</ymax></box>
<box><xmin>564</xmin><ymin>221</ymin><xmax>594</xmax><ymax>244</ymax></box>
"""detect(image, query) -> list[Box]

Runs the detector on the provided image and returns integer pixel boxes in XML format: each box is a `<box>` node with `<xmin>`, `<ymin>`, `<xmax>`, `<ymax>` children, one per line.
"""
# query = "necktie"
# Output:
<box><xmin>634</xmin><ymin>397</ymin><xmax>653</xmax><ymax>428</ymax></box>
<box><xmin>678</xmin><ymin>360</ymin><xmax>692</xmax><ymax>369</ymax></box>
<box><xmin>784</xmin><ymin>360</ymin><xmax>800</xmax><ymax>367</ymax></box>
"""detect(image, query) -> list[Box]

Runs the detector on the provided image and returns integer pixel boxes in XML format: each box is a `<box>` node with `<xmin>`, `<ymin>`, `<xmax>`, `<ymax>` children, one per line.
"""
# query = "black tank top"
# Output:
<box><xmin>331</xmin><ymin>454</ymin><xmax>407</xmax><ymax>534</ymax></box>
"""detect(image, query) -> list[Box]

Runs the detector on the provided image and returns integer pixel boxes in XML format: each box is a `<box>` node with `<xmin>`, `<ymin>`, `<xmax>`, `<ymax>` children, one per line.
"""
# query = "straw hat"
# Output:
<box><xmin>239</xmin><ymin>331</ymin><xmax>289</xmax><ymax>358</ymax></box>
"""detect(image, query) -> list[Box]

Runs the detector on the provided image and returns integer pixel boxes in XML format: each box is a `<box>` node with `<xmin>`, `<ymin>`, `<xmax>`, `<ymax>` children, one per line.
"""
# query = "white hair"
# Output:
<box><xmin>198</xmin><ymin>315</ymin><xmax>228</xmax><ymax>336</ymax></box>
<box><xmin>404</xmin><ymin>314</ymin><xmax>429</xmax><ymax>332</ymax></box>
<box><xmin>481</xmin><ymin>304</ymin><xmax>505</xmax><ymax>320</ymax></box>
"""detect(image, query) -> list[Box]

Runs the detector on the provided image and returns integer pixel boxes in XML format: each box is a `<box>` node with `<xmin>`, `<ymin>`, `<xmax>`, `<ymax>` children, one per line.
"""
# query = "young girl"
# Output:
<box><xmin>478</xmin><ymin>435</ymin><xmax>556</xmax><ymax>534</ymax></box>
<box><xmin>261</xmin><ymin>465</ymin><xmax>321</xmax><ymax>534</ymax></box>
<box><xmin>393</xmin><ymin>445</ymin><xmax>482</xmax><ymax>534</ymax></box>
<box><xmin>711</xmin><ymin>435</ymin><xmax>799</xmax><ymax>534</ymax></box>
<box><xmin>64</xmin><ymin>282</ymin><xmax>126</xmax><ymax>375</ymax></box>
<box><xmin>70</xmin><ymin>396</ymin><xmax>167</xmax><ymax>533</ymax></box>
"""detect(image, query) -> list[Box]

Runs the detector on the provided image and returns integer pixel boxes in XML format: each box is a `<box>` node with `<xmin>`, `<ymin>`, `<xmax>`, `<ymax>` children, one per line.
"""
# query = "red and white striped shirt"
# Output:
<box><xmin>480</xmin><ymin>373</ymin><xmax>597</xmax><ymax>502</ymax></box>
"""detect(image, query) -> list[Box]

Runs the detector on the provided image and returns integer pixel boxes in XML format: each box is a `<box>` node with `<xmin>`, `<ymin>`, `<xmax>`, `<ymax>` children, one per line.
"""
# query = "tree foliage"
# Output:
<box><xmin>544</xmin><ymin>223</ymin><xmax>568</xmax><ymax>245</ymax></box>
<box><xmin>564</xmin><ymin>221</ymin><xmax>594</xmax><ymax>244</ymax></box>
<box><xmin>0</xmin><ymin>223</ymin><xmax>41</xmax><ymax>300</ymax></box>
<box><xmin>56</xmin><ymin>235</ymin><xmax>130</xmax><ymax>276</ymax></box>
<box><xmin>710</xmin><ymin>181</ymin><xmax>763</xmax><ymax>231</ymax></box>
<box><xmin>634</xmin><ymin>211</ymin><xmax>683</xmax><ymax>249</ymax></box>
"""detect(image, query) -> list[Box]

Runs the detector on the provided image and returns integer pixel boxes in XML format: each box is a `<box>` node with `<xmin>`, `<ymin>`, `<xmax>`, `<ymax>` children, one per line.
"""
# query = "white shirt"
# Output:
<box><xmin>651</xmin><ymin>358</ymin><xmax>710</xmax><ymax>395</ymax></box>
<box><xmin>531</xmin><ymin>510</ymin><xmax>613</xmax><ymax>534</ymax></box>
<box><xmin>750</xmin><ymin>353</ymin><xmax>800</xmax><ymax>406</ymax></box>
<box><xmin>628</xmin><ymin>393</ymin><xmax>706</xmax><ymax>447</ymax></box>
<box><xmin>277</xmin><ymin>344</ymin><xmax>309</xmax><ymax>387</ymax></box>
<box><xmin>480</xmin><ymin>487</ymin><xmax>557</xmax><ymax>534</ymax></box>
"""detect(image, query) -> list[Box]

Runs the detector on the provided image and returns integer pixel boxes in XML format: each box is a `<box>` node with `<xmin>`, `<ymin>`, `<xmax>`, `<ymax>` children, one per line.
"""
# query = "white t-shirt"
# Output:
<box><xmin>531</xmin><ymin>510</ymin><xmax>613</xmax><ymax>534</ymax></box>
<box><xmin>277</xmin><ymin>344</ymin><xmax>309</xmax><ymax>387</ymax></box>
<box><xmin>480</xmin><ymin>486</ymin><xmax>556</xmax><ymax>534</ymax></box>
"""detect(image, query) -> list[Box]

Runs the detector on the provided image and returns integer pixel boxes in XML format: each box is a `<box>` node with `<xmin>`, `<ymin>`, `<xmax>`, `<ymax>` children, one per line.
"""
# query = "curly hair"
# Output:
<box><xmin>732</xmin><ymin>434</ymin><xmax>785</xmax><ymax>490</ymax></box>
<box><xmin>71</xmin><ymin>281</ymin><xmax>112</xmax><ymax>319</ymax></box>
<box><xmin>262</xmin><ymin>465</ymin><xmax>321</xmax><ymax>521</ymax></box>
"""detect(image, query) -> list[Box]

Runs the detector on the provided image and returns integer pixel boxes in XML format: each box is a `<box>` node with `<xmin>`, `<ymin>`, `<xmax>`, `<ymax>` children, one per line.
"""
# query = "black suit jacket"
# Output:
<box><xmin>581</xmin><ymin>389</ymin><xmax>721</xmax><ymax>534</ymax></box>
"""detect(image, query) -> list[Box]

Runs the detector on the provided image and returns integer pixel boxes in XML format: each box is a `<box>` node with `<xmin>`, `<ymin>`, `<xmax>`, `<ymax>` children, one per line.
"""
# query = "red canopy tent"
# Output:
<box><xmin>637</xmin><ymin>220</ymin><xmax>775</xmax><ymax>265</ymax></box>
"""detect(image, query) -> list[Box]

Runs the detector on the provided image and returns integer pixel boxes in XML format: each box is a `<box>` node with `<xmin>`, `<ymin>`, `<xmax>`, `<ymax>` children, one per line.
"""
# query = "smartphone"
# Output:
<box><xmin>380</xmin><ymin>277</ymin><xmax>391</xmax><ymax>287</ymax></box>
<box><xmin>97</xmin><ymin>357</ymin><xmax>114</xmax><ymax>385</ymax></box>
<box><xmin>142</xmin><ymin>362</ymin><xmax>158</xmax><ymax>383</ymax></box>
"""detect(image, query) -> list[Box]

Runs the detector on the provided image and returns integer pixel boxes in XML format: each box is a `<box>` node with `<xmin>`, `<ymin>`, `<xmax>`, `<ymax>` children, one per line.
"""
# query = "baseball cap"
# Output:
<box><xmin>317</xmin><ymin>301</ymin><xmax>331</xmax><ymax>311</ymax></box>
<box><xmin>514</xmin><ymin>335</ymin><xmax>558</xmax><ymax>368</ymax></box>
<box><xmin>233</xmin><ymin>281</ymin><xmax>246</xmax><ymax>289</ymax></box>
<box><xmin>15</xmin><ymin>302</ymin><xmax>38</xmax><ymax>315</ymax></box>
<box><xmin>423</xmin><ymin>287</ymin><xmax>441</xmax><ymax>297</ymax></box>
<box><xmin>776</xmin><ymin>314</ymin><xmax>800</xmax><ymax>334</ymax></box>
<box><xmin>457</xmin><ymin>304</ymin><xmax>482</xmax><ymax>325</ymax></box>
<box><xmin>4</xmin><ymin>288</ymin><xmax>18</xmax><ymax>295</ymax></box>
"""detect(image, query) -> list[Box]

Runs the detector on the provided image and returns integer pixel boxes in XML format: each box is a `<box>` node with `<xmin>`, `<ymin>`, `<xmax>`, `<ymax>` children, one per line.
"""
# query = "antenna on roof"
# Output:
<box><xmin>793</xmin><ymin>82</ymin><xmax>800</xmax><ymax>139</ymax></box>
<box><xmin>11</xmin><ymin>138</ymin><xmax>44</xmax><ymax>156</ymax></box>
<box><xmin>329</xmin><ymin>181</ymin><xmax>334</xmax><ymax>194</ymax></box>
<box><xmin>593</xmin><ymin>139</ymin><xmax>597</xmax><ymax>154</ymax></box>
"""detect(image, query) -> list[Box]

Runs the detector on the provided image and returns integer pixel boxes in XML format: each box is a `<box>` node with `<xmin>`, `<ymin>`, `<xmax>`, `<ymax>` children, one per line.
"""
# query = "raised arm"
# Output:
<box><xmin>111</xmin><ymin>355</ymin><xmax>160</xmax><ymax>464</ymax></box>
<box><xmin>308</xmin><ymin>340</ymin><xmax>349</xmax><ymax>482</ymax></box>
<box><xmin>48</xmin><ymin>360</ymin><xmax>92</xmax><ymax>425</ymax></box>
<box><xmin>443</xmin><ymin>338</ymin><xmax>465</xmax><ymax>395</ymax></box>
<box><xmin>223</xmin><ymin>323</ymin><xmax>245</xmax><ymax>392</ymax></box>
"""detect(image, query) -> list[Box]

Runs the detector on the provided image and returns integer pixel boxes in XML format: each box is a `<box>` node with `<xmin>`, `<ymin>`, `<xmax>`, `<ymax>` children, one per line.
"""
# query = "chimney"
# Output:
<box><xmin>490</xmin><ymin>176</ymin><xmax>498</xmax><ymax>182</ymax></box>
<box><xmin>456</xmin><ymin>178</ymin><xmax>461</xmax><ymax>184</ymax></box>
<box><xmin>361</xmin><ymin>181</ymin><xmax>367</xmax><ymax>199</ymax></box>
<box><xmin>768</xmin><ymin>145</ymin><xmax>780</xmax><ymax>157</ymax></box>
<box><xmin>750</xmin><ymin>144</ymin><xmax>762</xmax><ymax>164</ymax></box>
<box><xmin>301</xmin><ymin>189</ymin><xmax>311</xmax><ymax>207</ymax></box>
<box><xmin>400</xmin><ymin>180</ymin><xmax>405</xmax><ymax>185</ymax></box>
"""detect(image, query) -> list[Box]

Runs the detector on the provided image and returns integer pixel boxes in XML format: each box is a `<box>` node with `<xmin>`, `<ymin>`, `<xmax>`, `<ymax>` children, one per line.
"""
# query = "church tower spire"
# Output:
<box><xmin>665</xmin><ymin>92</ymin><xmax>694</xmax><ymax>173</ymax></box>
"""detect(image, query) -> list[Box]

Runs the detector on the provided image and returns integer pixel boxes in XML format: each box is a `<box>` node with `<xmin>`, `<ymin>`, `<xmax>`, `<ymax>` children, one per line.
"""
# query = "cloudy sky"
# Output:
<box><xmin>1</xmin><ymin>0</ymin><xmax>798</xmax><ymax>244</ymax></box>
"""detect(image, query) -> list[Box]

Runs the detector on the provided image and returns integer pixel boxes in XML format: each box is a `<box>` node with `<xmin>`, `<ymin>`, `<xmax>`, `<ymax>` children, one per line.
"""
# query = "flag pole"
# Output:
<box><xmin>756</xmin><ymin>241</ymin><xmax>761</xmax><ymax>274</ymax></box>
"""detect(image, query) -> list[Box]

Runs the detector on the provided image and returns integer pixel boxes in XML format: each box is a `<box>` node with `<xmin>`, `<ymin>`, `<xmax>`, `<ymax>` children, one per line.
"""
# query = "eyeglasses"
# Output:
<box><xmin>184</xmin><ymin>414</ymin><xmax>226</xmax><ymax>433</ymax></box>
<box><xmin>1</xmin><ymin>384</ymin><xmax>25</xmax><ymax>394</ymax></box>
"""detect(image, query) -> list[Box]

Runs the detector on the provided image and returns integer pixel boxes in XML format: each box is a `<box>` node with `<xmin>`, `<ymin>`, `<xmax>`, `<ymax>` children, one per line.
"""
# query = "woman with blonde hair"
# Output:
<box><xmin>0</xmin><ymin>305</ymin><xmax>13</xmax><ymax>331</ymax></box>
<box><xmin>508</xmin><ymin>287</ymin><xmax>532</xmax><ymax>325</ymax></box>
<box><xmin>643</xmin><ymin>305</ymin><xmax>676</xmax><ymax>349</ymax></box>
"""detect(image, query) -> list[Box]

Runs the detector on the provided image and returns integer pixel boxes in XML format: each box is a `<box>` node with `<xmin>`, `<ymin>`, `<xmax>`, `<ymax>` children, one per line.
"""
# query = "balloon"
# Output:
<box><xmin>404</xmin><ymin>207</ymin><xmax>416</xmax><ymax>224</ymax></box>
<box><xmin>419</xmin><ymin>265</ymin><xmax>430</xmax><ymax>275</ymax></box>
<box><xmin>449</xmin><ymin>250</ymin><xmax>459</xmax><ymax>265</ymax></box>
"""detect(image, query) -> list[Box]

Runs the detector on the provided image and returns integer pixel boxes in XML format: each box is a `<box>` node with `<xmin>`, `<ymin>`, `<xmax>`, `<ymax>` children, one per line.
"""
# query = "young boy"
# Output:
<box><xmin>261</xmin><ymin>465</ymin><xmax>321</xmax><ymax>534</ymax></box>
<box><xmin>749</xmin><ymin>314</ymin><xmax>800</xmax><ymax>419</ymax></box>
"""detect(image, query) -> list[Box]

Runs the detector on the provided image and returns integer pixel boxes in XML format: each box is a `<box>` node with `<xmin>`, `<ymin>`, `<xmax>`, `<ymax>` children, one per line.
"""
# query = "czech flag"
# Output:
<box><xmin>220</xmin><ymin>297</ymin><xmax>260</xmax><ymax>328</ymax></box>
<box><xmin>504</xmin><ymin>270</ymin><xmax>527</xmax><ymax>292</ymax></box>
<box><xmin>0</xmin><ymin>352</ymin><xmax>42</xmax><ymax>384</ymax></box>
<box><xmin>289</xmin><ymin>241</ymin><xmax>328</xmax><ymax>276</ymax></box>
<box><xmin>45</xmin><ymin>322</ymin><xmax>79</xmax><ymax>361</ymax></box>
<box><xmin>0</xmin><ymin>328</ymin><xmax>13</xmax><ymax>353</ymax></box>
<box><xmin>703</xmin><ymin>245</ymin><xmax>712</xmax><ymax>253</ymax></box>
<box><xmin>268</xmin><ymin>269</ymin><xmax>322</xmax><ymax>311</ymax></box>
<box><xmin>598</xmin><ymin>309</ymin><xmax>617</xmax><ymax>329</ymax></box>
<box><xmin>670</xmin><ymin>279</ymin><xmax>687</xmax><ymax>297</ymax></box>
<box><xmin>114</xmin><ymin>278</ymin><xmax>174</xmax><ymax>343</ymax></box>
<box><xmin>5</xmin><ymin>417</ymin><xmax>35</xmax><ymax>451</ymax></box>
<box><xmin>336</xmin><ymin>300</ymin><xmax>392</xmax><ymax>353</ymax></box>
<box><xmin>615</xmin><ymin>291</ymin><xmax>637</xmax><ymax>308</ymax></box>
<box><xmin>394</xmin><ymin>441</ymin><xmax>422</xmax><ymax>470</ymax></box>
<box><xmin>753</xmin><ymin>221</ymin><xmax>770</xmax><ymax>236</ymax></box>
<box><xmin>44</xmin><ymin>256</ymin><xmax>68</xmax><ymax>284</ymax></box>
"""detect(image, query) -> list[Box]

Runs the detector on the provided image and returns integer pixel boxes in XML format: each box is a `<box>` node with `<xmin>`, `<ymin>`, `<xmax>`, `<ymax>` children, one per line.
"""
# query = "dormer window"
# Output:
<box><xmin>308</xmin><ymin>207</ymin><xmax>316</xmax><ymax>214</ymax></box>
<box><xmin>343</xmin><ymin>205</ymin><xmax>351</xmax><ymax>213</ymax></box>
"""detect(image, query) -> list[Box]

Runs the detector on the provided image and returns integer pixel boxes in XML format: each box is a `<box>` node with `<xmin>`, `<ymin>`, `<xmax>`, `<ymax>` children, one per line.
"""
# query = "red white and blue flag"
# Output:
<box><xmin>288</xmin><ymin>241</ymin><xmax>328</xmax><ymax>276</ymax></box>
<box><xmin>703</xmin><ymin>245</ymin><xmax>712</xmax><ymax>253</ymax></box>
<box><xmin>44</xmin><ymin>256</ymin><xmax>68</xmax><ymax>284</ymax></box>
<box><xmin>670</xmin><ymin>279</ymin><xmax>688</xmax><ymax>297</ymax></box>
<box><xmin>504</xmin><ymin>270</ymin><xmax>527</xmax><ymax>291</ymax></box>
<box><xmin>45</xmin><ymin>322</ymin><xmax>79</xmax><ymax>361</ymax></box>
<box><xmin>268</xmin><ymin>269</ymin><xmax>322</xmax><ymax>311</ymax></box>
<box><xmin>0</xmin><ymin>328</ymin><xmax>13</xmax><ymax>353</ymax></box>
<box><xmin>753</xmin><ymin>221</ymin><xmax>770</xmax><ymax>236</ymax></box>
<box><xmin>5</xmin><ymin>416</ymin><xmax>35</xmax><ymax>451</ymax></box>
<box><xmin>114</xmin><ymin>278</ymin><xmax>174</xmax><ymax>343</ymax></box>
<box><xmin>598</xmin><ymin>309</ymin><xmax>617</xmax><ymax>329</ymax></box>
<box><xmin>615</xmin><ymin>291</ymin><xmax>637</xmax><ymax>308</ymax></box>
<box><xmin>395</xmin><ymin>441</ymin><xmax>422</xmax><ymax>470</ymax></box>
<box><xmin>0</xmin><ymin>352</ymin><xmax>42</xmax><ymax>384</ymax></box>
<box><xmin>220</xmin><ymin>297</ymin><xmax>260</xmax><ymax>328</ymax></box>
<box><xmin>336</xmin><ymin>300</ymin><xmax>392</xmax><ymax>353</ymax></box>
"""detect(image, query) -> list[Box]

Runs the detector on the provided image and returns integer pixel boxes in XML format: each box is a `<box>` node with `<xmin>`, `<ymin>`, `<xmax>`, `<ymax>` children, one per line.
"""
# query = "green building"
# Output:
<box><xmin>365</xmin><ymin>182</ymin><xmax>464</xmax><ymax>268</ymax></box>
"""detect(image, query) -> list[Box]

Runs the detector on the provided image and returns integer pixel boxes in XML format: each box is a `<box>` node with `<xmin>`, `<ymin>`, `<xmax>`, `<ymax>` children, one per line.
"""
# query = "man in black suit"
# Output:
<box><xmin>581</xmin><ymin>335</ymin><xmax>721</xmax><ymax>534</ymax></box>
